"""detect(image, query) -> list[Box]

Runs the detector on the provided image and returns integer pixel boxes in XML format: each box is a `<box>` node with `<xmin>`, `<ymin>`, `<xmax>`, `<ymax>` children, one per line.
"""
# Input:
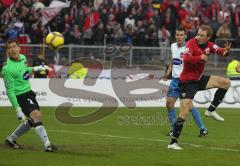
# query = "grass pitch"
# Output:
<box><xmin>0</xmin><ymin>107</ymin><xmax>239</xmax><ymax>166</ymax></box>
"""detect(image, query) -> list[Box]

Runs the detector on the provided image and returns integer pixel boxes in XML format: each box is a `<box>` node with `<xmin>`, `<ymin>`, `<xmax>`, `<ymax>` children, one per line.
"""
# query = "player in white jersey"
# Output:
<box><xmin>163</xmin><ymin>27</ymin><xmax>208</xmax><ymax>137</ymax></box>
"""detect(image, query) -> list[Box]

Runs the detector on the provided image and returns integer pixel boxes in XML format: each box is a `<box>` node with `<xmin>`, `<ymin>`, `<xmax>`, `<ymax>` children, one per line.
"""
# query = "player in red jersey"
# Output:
<box><xmin>168</xmin><ymin>25</ymin><xmax>231</xmax><ymax>150</ymax></box>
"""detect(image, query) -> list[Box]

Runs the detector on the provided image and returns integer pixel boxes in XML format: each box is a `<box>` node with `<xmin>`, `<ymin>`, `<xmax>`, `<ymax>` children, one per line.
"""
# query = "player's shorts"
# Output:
<box><xmin>16</xmin><ymin>90</ymin><xmax>40</xmax><ymax>117</ymax></box>
<box><xmin>167</xmin><ymin>78</ymin><xmax>180</xmax><ymax>98</ymax></box>
<box><xmin>179</xmin><ymin>75</ymin><xmax>210</xmax><ymax>99</ymax></box>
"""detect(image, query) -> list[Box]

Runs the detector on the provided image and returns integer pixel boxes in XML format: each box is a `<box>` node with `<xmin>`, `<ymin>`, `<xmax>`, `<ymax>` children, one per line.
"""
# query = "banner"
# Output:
<box><xmin>0</xmin><ymin>78</ymin><xmax>240</xmax><ymax>108</ymax></box>
<box><xmin>42</xmin><ymin>0</ymin><xmax>71</xmax><ymax>26</ymax></box>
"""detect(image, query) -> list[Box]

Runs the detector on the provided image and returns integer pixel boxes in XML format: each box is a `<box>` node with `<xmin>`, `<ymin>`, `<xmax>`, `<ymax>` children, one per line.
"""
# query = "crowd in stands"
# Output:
<box><xmin>0</xmin><ymin>0</ymin><xmax>240</xmax><ymax>47</ymax></box>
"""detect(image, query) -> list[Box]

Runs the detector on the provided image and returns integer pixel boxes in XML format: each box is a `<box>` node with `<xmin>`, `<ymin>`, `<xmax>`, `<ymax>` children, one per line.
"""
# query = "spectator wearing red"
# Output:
<box><xmin>178</xmin><ymin>4</ymin><xmax>189</xmax><ymax>22</ymax></box>
<box><xmin>181</xmin><ymin>15</ymin><xmax>193</xmax><ymax>33</ymax></box>
<box><xmin>207</xmin><ymin>0</ymin><xmax>221</xmax><ymax>21</ymax></box>
<box><xmin>233</xmin><ymin>4</ymin><xmax>240</xmax><ymax>27</ymax></box>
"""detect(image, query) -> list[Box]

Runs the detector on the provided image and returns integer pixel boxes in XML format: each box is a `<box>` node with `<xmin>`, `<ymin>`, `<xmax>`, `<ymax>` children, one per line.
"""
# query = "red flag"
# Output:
<box><xmin>1</xmin><ymin>0</ymin><xmax>14</xmax><ymax>8</ymax></box>
<box><xmin>83</xmin><ymin>11</ymin><xmax>100</xmax><ymax>32</ymax></box>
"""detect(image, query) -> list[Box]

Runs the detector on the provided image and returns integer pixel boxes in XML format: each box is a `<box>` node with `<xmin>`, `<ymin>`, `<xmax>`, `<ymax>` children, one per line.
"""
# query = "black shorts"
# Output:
<box><xmin>16</xmin><ymin>90</ymin><xmax>40</xmax><ymax>117</ymax></box>
<box><xmin>179</xmin><ymin>75</ymin><xmax>210</xmax><ymax>99</ymax></box>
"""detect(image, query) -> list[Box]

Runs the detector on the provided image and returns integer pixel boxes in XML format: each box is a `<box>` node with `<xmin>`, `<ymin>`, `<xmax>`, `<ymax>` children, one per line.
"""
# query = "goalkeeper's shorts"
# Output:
<box><xmin>16</xmin><ymin>90</ymin><xmax>40</xmax><ymax>117</ymax></box>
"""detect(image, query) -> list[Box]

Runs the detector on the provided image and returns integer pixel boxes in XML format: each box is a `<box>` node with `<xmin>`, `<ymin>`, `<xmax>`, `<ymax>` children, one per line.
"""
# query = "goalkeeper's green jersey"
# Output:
<box><xmin>2</xmin><ymin>54</ymin><xmax>33</xmax><ymax>109</ymax></box>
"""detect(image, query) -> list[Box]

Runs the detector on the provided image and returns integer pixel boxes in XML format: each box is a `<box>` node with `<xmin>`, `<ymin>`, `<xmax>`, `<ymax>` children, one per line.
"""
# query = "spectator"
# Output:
<box><xmin>186</xmin><ymin>17</ymin><xmax>200</xmax><ymax>41</ymax></box>
<box><xmin>134</xmin><ymin>8</ymin><xmax>144</xmax><ymax>22</ymax></box>
<box><xmin>30</xmin><ymin>23</ymin><xmax>43</xmax><ymax>44</ymax></box>
<box><xmin>68</xmin><ymin>62</ymin><xmax>87</xmax><ymax>80</ymax></box>
<box><xmin>146</xmin><ymin>23</ymin><xmax>158</xmax><ymax>47</ymax></box>
<box><xmin>178</xmin><ymin>3</ymin><xmax>190</xmax><ymax>22</ymax></box>
<box><xmin>113</xmin><ymin>23</ymin><xmax>123</xmax><ymax>39</ymax></box>
<box><xmin>123</xmin><ymin>24</ymin><xmax>134</xmax><ymax>44</ymax></box>
<box><xmin>6</xmin><ymin>24</ymin><xmax>21</xmax><ymax>40</ymax></box>
<box><xmin>226</xmin><ymin>58</ymin><xmax>240</xmax><ymax>80</ymax></box>
<box><xmin>33</xmin><ymin>54</ymin><xmax>49</xmax><ymax>78</ymax></box>
<box><xmin>134</xmin><ymin>20</ymin><xmax>146</xmax><ymax>46</ymax></box>
<box><xmin>158</xmin><ymin>25</ymin><xmax>171</xmax><ymax>43</ymax></box>
<box><xmin>218</xmin><ymin>6</ymin><xmax>231</xmax><ymax>24</ymax></box>
<box><xmin>62</xmin><ymin>23</ymin><xmax>72</xmax><ymax>44</ymax></box>
<box><xmin>93</xmin><ymin>22</ymin><xmax>105</xmax><ymax>45</ymax></box>
<box><xmin>162</xmin><ymin>7</ymin><xmax>178</xmax><ymax>41</ymax></box>
<box><xmin>216</xmin><ymin>20</ymin><xmax>232</xmax><ymax>39</ymax></box>
<box><xmin>181</xmin><ymin>15</ymin><xmax>193</xmax><ymax>33</ymax></box>
<box><xmin>232</xmin><ymin>4</ymin><xmax>240</xmax><ymax>36</ymax></box>
<box><xmin>124</xmin><ymin>14</ymin><xmax>135</xmax><ymax>29</ymax></box>
<box><xmin>99</xmin><ymin>7</ymin><xmax>109</xmax><ymax>26</ymax></box>
<box><xmin>71</xmin><ymin>24</ymin><xmax>82</xmax><ymax>44</ymax></box>
<box><xmin>104</xmin><ymin>24</ymin><xmax>115</xmax><ymax>44</ymax></box>
<box><xmin>153</xmin><ymin>9</ymin><xmax>163</xmax><ymax>29</ymax></box>
<box><xmin>207</xmin><ymin>0</ymin><xmax>222</xmax><ymax>22</ymax></box>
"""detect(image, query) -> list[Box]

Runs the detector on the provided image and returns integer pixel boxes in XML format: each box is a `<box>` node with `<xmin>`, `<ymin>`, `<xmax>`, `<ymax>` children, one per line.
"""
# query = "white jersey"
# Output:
<box><xmin>170</xmin><ymin>42</ymin><xmax>185</xmax><ymax>78</ymax></box>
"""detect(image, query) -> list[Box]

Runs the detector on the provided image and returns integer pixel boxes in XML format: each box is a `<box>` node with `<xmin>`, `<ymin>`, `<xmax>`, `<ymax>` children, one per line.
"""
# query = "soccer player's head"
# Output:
<box><xmin>175</xmin><ymin>27</ymin><xmax>186</xmax><ymax>45</ymax></box>
<box><xmin>196</xmin><ymin>25</ymin><xmax>213</xmax><ymax>45</ymax></box>
<box><xmin>5</xmin><ymin>39</ymin><xmax>21</xmax><ymax>60</ymax></box>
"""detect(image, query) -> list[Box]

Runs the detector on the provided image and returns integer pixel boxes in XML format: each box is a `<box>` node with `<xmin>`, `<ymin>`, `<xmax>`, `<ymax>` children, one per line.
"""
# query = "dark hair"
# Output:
<box><xmin>199</xmin><ymin>25</ymin><xmax>213</xmax><ymax>37</ymax></box>
<box><xmin>176</xmin><ymin>27</ymin><xmax>186</xmax><ymax>33</ymax></box>
<box><xmin>5</xmin><ymin>39</ymin><xmax>19</xmax><ymax>49</ymax></box>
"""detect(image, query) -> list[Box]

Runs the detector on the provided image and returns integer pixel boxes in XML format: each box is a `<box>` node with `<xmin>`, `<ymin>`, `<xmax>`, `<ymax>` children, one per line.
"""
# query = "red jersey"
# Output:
<box><xmin>180</xmin><ymin>38</ymin><xmax>225</xmax><ymax>82</ymax></box>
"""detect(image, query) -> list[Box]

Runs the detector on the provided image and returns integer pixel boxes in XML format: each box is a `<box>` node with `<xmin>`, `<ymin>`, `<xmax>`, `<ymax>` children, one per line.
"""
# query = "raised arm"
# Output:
<box><xmin>210</xmin><ymin>42</ymin><xmax>231</xmax><ymax>56</ymax></box>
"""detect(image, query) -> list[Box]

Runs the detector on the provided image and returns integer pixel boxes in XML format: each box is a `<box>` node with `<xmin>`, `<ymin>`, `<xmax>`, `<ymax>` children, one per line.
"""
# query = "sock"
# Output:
<box><xmin>7</xmin><ymin>121</ymin><xmax>31</xmax><ymax>142</ymax></box>
<box><xmin>191</xmin><ymin>108</ymin><xmax>206</xmax><ymax>130</ymax></box>
<box><xmin>170</xmin><ymin>117</ymin><xmax>185</xmax><ymax>144</ymax></box>
<box><xmin>208</xmin><ymin>88</ymin><xmax>228</xmax><ymax>112</ymax></box>
<box><xmin>167</xmin><ymin>108</ymin><xmax>176</xmax><ymax>129</ymax></box>
<box><xmin>34</xmin><ymin>124</ymin><xmax>50</xmax><ymax>148</ymax></box>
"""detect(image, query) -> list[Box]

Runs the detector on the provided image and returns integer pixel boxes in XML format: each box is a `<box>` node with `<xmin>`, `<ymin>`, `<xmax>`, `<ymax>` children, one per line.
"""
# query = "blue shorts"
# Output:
<box><xmin>167</xmin><ymin>78</ymin><xmax>180</xmax><ymax>98</ymax></box>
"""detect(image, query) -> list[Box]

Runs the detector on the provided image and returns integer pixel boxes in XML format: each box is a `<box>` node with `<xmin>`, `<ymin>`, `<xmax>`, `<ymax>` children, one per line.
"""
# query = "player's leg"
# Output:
<box><xmin>29</xmin><ymin>109</ymin><xmax>56</xmax><ymax>152</ymax></box>
<box><xmin>165</xmin><ymin>79</ymin><xmax>179</xmax><ymax>135</ymax></box>
<box><xmin>168</xmin><ymin>99</ymin><xmax>192</xmax><ymax>150</ymax></box>
<box><xmin>168</xmin><ymin>81</ymin><xmax>200</xmax><ymax>150</ymax></box>
<box><xmin>5</xmin><ymin>120</ymin><xmax>32</xmax><ymax>149</ymax></box>
<box><xmin>5</xmin><ymin>92</ymin><xmax>34</xmax><ymax>149</ymax></box>
<box><xmin>204</xmin><ymin>76</ymin><xmax>230</xmax><ymax>121</ymax></box>
<box><xmin>166</xmin><ymin>97</ymin><xmax>177</xmax><ymax>135</ymax></box>
<box><xmin>191</xmin><ymin>107</ymin><xmax>208</xmax><ymax>137</ymax></box>
<box><xmin>18</xmin><ymin>91</ymin><xmax>57</xmax><ymax>152</ymax></box>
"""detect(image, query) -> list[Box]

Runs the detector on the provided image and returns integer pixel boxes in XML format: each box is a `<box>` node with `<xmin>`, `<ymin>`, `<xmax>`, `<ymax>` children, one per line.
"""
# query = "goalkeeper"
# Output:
<box><xmin>2</xmin><ymin>39</ymin><xmax>57</xmax><ymax>152</ymax></box>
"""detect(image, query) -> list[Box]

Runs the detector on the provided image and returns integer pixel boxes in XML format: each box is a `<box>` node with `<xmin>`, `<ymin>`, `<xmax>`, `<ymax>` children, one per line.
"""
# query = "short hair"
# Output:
<box><xmin>199</xmin><ymin>25</ymin><xmax>213</xmax><ymax>37</ymax></box>
<box><xmin>5</xmin><ymin>39</ymin><xmax>19</xmax><ymax>49</ymax></box>
<box><xmin>176</xmin><ymin>27</ymin><xmax>186</xmax><ymax>34</ymax></box>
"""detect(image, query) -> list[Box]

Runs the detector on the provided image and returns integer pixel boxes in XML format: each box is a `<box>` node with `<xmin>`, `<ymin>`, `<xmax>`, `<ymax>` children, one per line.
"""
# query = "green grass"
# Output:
<box><xmin>0</xmin><ymin>107</ymin><xmax>240</xmax><ymax>166</ymax></box>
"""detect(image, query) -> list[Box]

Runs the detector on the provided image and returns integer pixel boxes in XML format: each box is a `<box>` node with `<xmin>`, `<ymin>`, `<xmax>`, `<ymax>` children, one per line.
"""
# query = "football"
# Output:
<box><xmin>45</xmin><ymin>32</ymin><xmax>64</xmax><ymax>49</ymax></box>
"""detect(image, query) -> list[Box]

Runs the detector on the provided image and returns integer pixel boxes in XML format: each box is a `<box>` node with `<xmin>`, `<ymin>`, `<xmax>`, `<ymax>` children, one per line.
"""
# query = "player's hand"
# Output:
<box><xmin>16</xmin><ymin>107</ymin><xmax>27</xmax><ymax>124</ymax></box>
<box><xmin>223</xmin><ymin>42</ymin><xmax>231</xmax><ymax>56</ymax></box>
<box><xmin>33</xmin><ymin>65</ymin><xmax>51</xmax><ymax>71</ymax></box>
<box><xmin>200</xmin><ymin>54</ymin><xmax>208</xmax><ymax>62</ymax></box>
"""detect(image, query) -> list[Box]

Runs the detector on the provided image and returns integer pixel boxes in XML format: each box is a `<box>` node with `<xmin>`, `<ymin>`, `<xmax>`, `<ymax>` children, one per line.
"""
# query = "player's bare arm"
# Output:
<box><xmin>163</xmin><ymin>62</ymin><xmax>172</xmax><ymax>81</ymax></box>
